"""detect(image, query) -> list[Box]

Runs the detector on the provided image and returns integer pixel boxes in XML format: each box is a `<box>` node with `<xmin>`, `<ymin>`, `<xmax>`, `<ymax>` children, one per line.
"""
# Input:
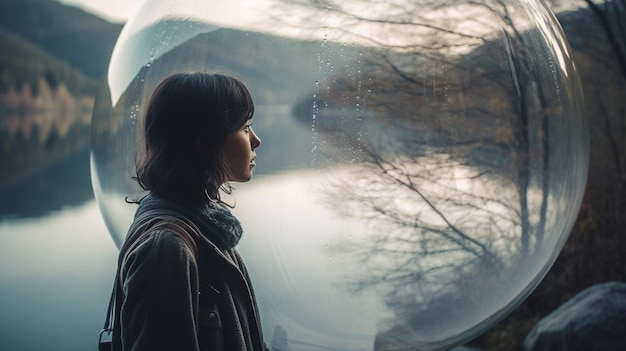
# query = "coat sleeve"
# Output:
<box><xmin>120</xmin><ymin>230</ymin><xmax>201</xmax><ymax>351</ymax></box>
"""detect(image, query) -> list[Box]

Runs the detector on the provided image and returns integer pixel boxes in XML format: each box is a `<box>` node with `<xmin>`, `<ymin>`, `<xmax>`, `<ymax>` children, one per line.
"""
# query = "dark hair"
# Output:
<box><xmin>134</xmin><ymin>71</ymin><xmax>254</xmax><ymax>206</ymax></box>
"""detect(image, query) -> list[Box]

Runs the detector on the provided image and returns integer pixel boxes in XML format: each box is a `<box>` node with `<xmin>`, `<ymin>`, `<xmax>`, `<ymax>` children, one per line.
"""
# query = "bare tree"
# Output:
<box><xmin>275</xmin><ymin>0</ymin><xmax>586</xmax><ymax>349</ymax></box>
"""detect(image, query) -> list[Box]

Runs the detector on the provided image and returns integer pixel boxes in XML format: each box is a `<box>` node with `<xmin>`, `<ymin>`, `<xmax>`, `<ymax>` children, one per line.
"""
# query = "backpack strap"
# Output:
<box><xmin>120</xmin><ymin>215</ymin><xmax>200</xmax><ymax>281</ymax></box>
<box><xmin>99</xmin><ymin>215</ymin><xmax>201</xmax><ymax>351</ymax></box>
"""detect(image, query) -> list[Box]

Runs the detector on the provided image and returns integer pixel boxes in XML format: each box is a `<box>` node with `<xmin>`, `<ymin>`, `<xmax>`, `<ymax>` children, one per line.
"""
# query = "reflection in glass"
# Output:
<box><xmin>91</xmin><ymin>0</ymin><xmax>587</xmax><ymax>350</ymax></box>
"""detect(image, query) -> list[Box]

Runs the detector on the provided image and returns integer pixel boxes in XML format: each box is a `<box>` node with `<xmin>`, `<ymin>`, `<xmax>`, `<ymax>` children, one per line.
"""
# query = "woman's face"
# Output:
<box><xmin>223</xmin><ymin>119</ymin><xmax>261</xmax><ymax>183</ymax></box>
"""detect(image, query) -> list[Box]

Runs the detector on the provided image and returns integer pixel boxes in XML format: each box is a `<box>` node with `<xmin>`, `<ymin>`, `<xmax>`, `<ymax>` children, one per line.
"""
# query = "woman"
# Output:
<box><xmin>107</xmin><ymin>72</ymin><xmax>266</xmax><ymax>351</ymax></box>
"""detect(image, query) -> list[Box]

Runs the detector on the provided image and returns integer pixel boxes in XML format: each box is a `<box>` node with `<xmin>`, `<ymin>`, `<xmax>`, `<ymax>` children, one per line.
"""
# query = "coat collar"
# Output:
<box><xmin>134</xmin><ymin>193</ymin><xmax>243</xmax><ymax>249</ymax></box>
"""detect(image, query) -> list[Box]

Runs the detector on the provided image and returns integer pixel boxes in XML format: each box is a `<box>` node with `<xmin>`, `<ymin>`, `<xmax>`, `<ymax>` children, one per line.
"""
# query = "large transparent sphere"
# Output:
<box><xmin>91</xmin><ymin>0</ymin><xmax>588</xmax><ymax>349</ymax></box>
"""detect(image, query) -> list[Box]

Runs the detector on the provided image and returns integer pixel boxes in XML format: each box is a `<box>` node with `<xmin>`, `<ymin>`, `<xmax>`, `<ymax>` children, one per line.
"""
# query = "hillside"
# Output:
<box><xmin>0</xmin><ymin>29</ymin><xmax>98</xmax><ymax>95</ymax></box>
<box><xmin>0</xmin><ymin>0</ymin><xmax>122</xmax><ymax>79</ymax></box>
<box><xmin>0</xmin><ymin>0</ymin><xmax>115</xmax><ymax>192</ymax></box>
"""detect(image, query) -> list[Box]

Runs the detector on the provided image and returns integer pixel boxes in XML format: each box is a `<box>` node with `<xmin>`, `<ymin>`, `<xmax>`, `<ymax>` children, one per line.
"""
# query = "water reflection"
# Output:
<box><xmin>0</xmin><ymin>80</ymin><xmax>94</xmax><ymax>219</ymax></box>
<box><xmin>0</xmin><ymin>147</ymin><xmax>93</xmax><ymax>219</ymax></box>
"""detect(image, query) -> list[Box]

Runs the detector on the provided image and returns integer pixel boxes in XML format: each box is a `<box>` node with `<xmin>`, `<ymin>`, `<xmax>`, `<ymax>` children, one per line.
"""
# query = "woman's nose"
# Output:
<box><xmin>251</xmin><ymin>128</ymin><xmax>261</xmax><ymax>149</ymax></box>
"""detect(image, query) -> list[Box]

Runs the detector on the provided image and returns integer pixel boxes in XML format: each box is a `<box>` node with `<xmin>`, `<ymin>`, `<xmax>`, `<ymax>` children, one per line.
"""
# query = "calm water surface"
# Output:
<box><xmin>0</xmin><ymin>140</ymin><xmax>114</xmax><ymax>350</ymax></box>
<box><xmin>0</xmin><ymin>200</ymin><xmax>117</xmax><ymax>351</ymax></box>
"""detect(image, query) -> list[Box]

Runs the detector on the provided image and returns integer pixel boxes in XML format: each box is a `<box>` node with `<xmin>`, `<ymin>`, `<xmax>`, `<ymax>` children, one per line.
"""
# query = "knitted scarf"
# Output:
<box><xmin>133</xmin><ymin>193</ymin><xmax>243</xmax><ymax>249</ymax></box>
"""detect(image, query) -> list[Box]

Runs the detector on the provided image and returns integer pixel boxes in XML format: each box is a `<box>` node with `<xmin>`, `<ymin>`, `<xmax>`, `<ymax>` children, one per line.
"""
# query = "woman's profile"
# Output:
<box><xmin>103</xmin><ymin>71</ymin><xmax>267</xmax><ymax>351</ymax></box>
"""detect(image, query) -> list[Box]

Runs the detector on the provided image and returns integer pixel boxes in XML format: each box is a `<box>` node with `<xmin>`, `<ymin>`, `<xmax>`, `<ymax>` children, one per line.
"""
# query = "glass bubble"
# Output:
<box><xmin>91</xmin><ymin>0</ymin><xmax>588</xmax><ymax>349</ymax></box>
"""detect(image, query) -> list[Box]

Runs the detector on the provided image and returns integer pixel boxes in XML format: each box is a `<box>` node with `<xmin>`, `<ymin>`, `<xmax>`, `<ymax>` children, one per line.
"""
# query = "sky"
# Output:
<box><xmin>57</xmin><ymin>0</ymin><xmax>144</xmax><ymax>23</ymax></box>
<box><xmin>55</xmin><ymin>0</ymin><xmax>583</xmax><ymax>24</ymax></box>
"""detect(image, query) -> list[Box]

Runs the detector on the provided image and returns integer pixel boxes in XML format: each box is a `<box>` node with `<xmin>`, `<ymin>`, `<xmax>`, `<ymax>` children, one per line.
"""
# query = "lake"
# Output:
<box><xmin>0</xmin><ymin>146</ymin><xmax>382</xmax><ymax>351</ymax></box>
<box><xmin>0</xmin><ymin>155</ymin><xmax>118</xmax><ymax>351</ymax></box>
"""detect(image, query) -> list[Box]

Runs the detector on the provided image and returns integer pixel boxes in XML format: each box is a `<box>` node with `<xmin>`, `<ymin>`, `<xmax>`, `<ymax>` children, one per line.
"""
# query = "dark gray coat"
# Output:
<box><xmin>110</xmin><ymin>195</ymin><xmax>267</xmax><ymax>351</ymax></box>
